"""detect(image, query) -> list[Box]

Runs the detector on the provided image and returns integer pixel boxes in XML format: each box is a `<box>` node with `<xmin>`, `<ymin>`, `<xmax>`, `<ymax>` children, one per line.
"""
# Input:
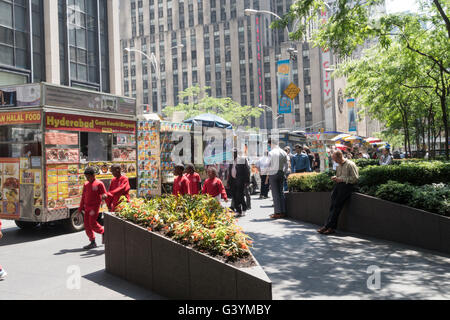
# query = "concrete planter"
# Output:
<box><xmin>286</xmin><ymin>192</ymin><xmax>450</xmax><ymax>255</ymax></box>
<box><xmin>104</xmin><ymin>213</ymin><xmax>272</xmax><ymax>300</ymax></box>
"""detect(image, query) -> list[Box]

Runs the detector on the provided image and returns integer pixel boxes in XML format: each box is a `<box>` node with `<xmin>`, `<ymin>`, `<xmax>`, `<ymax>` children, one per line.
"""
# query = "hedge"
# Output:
<box><xmin>287</xmin><ymin>160</ymin><xmax>450</xmax><ymax>216</ymax></box>
<box><xmin>287</xmin><ymin>171</ymin><xmax>335</xmax><ymax>192</ymax></box>
<box><xmin>353</xmin><ymin>158</ymin><xmax>447</xmax><ymax>169</ymax></box>
<box><xmin>358</xmin><ymin>161</ymin><xmax>450</xmax><ymax>187</ymax></box>
<box><xmin>375</xmin><ymin>181</ymin><xmax>450</xmax><ymax>216</ymax></box>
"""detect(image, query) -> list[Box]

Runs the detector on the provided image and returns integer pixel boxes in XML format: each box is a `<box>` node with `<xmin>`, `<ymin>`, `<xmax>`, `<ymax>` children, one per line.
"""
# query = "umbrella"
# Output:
<box><xmin>335</xmin><ymin>143</ymin><xmax>348</xmax><ymax>150</ymax></box>
<box><xmin>331</xmin><ymin>133</ymin><xmax>351</xmax><ymax>142</ymax></box>
<box><xmin>343</xmin><ymin>135</ymin><xmax>363</xmax><ymax>141</ymax></box>
<box><xmin>371</xmin><ymin>141</ymin><xmax>387</xmax><ymax>146</ymax></box>
<box><xmin>184</xmin><ymin>113</ymin><xmax>233</xmax><ymax>129</ymax></box>
<box><xmin>365</xmin><ymin>137</ymin><xmax>382</xmax><ymax>143</ymax></box>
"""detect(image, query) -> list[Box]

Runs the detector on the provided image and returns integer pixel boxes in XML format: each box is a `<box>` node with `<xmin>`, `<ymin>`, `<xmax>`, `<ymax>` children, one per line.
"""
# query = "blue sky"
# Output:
<box><xmin>385</xmin><ymin>0</ymin><xmax>421</xmax><ymax>14</ymax></box>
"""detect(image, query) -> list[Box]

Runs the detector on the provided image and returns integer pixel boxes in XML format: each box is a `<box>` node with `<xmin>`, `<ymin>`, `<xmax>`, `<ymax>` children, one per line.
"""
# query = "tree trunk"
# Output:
<box><xmin>440</xmin><ymin>95</ymin><xmax>449</xmax><ymax>160</ymax></box>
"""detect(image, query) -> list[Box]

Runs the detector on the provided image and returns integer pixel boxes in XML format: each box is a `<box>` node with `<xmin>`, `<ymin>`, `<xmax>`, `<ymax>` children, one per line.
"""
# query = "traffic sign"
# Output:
<box><xmin>283</xmin><ymin>83</ymin><xmax>301</xmax><ymax>100</ymax></box>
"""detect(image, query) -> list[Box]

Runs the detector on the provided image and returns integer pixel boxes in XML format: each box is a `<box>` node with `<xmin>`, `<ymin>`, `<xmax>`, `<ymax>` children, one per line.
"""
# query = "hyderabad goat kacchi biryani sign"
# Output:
<box><xmin>45</xmin><ymin>113</ymin><xmax>135</xmax><ymax>134</ymax></box>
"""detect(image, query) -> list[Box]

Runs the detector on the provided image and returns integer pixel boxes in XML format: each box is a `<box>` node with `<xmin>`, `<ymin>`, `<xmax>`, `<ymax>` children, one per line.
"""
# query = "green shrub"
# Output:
<box><xmin>359</xmin><ymin>161</ymin><xmax>450</xmax><ymax>187</ymax></box>
<box><xmin>374</xmin><ymin>181</ymin><xmax>450</xmax><ymax>216</ymax></box>
<box><xmin>288</xmin><ymin>171</ymin><xmax>335</xmax><ymax>192</ymax></box>
<box><xmin>374</xmin><ymin>181</ymin><xmax>416</xmax><ymax>205</ymax></box>
<box><xmin>409</xmin><ymin>183</ymin><xmax>450</xmax><ymax>216</ymax></box>
<box><xmin>354</xmin><ymin>159</ymin><xmax>380</xmax><ymax>168</ymax></box>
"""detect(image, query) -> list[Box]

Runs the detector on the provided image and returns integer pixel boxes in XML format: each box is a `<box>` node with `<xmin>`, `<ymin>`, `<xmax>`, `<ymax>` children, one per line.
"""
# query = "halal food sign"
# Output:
<box><xmin>46</xmin><ymin>113</ymin><xmax>135</xmax><ymax>133</ymax></box>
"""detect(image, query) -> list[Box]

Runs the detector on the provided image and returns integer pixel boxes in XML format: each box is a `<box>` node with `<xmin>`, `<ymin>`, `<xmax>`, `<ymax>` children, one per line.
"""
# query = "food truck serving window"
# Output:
<box><xmin>80</xmin><ymin>132</ymin><xmax>112</xmax><ymax>162</ymax></box>
<box><xmin>0</xmin><ymin>124</ymin><xmax>42</xmax><ymax>158</ymax></box>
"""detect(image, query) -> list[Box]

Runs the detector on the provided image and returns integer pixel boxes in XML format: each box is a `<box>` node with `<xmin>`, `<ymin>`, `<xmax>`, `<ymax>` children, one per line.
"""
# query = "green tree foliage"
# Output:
<box><xmin>162</xmin><ymin>86</ymin><xmax>264</xmax><ymax>128</ymax></box>
<box><xmin>276</xmin><ymin>0</ymin><xmax>449</xmax><ymax>159</ymax></box>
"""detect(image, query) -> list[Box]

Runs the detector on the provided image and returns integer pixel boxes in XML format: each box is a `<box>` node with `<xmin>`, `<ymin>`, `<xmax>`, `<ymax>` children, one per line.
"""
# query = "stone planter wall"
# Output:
<box><xmin>286</xmin><ymin>192</ymin><xmax>450</xmax><ymax>255</ymax></box>
<box><xmin>104</xmin><ymin>213</ymin><xmax>272</xmax><ymax>300</ymax></box>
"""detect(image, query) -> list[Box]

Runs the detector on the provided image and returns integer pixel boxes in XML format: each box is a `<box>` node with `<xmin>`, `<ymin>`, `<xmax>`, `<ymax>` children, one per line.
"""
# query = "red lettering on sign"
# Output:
<box><xmin>324</xmin><ymin>89</ymin><xmax>331</xmax><ymax>96</ymax></box>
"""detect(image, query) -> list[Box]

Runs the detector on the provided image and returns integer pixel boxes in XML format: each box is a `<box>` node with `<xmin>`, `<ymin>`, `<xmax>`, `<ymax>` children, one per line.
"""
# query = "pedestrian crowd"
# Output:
<box><xmin>2</xmin><ymin>140</ymin><xmax>397</xmax><ymax>282</ymax></box>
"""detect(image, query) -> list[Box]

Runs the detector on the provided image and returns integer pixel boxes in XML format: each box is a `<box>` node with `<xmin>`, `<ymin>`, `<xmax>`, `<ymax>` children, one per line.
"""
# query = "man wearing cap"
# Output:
<box><xmin>79</xmin><ymin>167</ymin><xmax>107</xmax><ymax>249</ymax></box>
<box><xmin>106</xmin><ymin>164</ymin><xmax>130</xmax><ymax>212</ymax></box>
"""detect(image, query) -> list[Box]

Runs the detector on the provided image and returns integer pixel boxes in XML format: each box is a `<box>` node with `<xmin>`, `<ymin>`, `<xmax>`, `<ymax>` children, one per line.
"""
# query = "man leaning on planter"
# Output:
<box><xmin>317</xmin><ymin>150</ymin><xmax>359</xmax><ymax>235</ymax></box>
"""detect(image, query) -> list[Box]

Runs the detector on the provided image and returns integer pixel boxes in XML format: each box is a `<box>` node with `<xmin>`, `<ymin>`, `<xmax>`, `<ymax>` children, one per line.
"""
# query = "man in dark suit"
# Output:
<box><xmin>228</xmin><ymin>149</ymin><xmax>250</xmax><ymax>217</ymax></box>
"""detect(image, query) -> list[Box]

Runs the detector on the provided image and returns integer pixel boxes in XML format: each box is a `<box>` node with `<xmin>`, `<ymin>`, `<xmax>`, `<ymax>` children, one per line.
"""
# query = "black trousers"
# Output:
<box><xmin>245</xmin><ymin>185</ymin><xmax>251</xmax><ymax>209</ymax></box>
<box><xmin>230</xmin><ymin>180</ymin><xmax>247</xmax><ymax>213</ymax></box>
<box><xmin>325</xmin><ymin>183</ymin><xmax>354</xmax><ymax>229</ymax></box>
<box><xmin>260</xmin><ymin>175</ymin><xmax>269</xmax><ymax>197</ymax></box>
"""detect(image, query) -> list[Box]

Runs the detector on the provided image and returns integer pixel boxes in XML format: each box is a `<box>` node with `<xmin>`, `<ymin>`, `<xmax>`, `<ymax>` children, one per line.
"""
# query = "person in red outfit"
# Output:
<box><xmin>184</xmin><ymin>163</ymin><xmax>201</xmax><ymax>195</ymax></box>
<box><xmin>172</xmin><ymin>164</ymin><xmax>190</xmax><ymax>196</ymax></box>
<box><xmin>202</xmin><ymin>167</ymin><xmax>228</xmax><ymax>203</ymax></box>
<box><xmin>0</xmin><ymin>220</ymin><xmax>6</xmax><ymax>280</ymax></box>
<box><xmin>106</xmin><ymin>164</ymin><xmax>130</xmax><ymax>212</ymax></box>
<box><xmin>79</xmin><ymin>167</ymin><xmax>107</xmax><ymax>250</ymax></box>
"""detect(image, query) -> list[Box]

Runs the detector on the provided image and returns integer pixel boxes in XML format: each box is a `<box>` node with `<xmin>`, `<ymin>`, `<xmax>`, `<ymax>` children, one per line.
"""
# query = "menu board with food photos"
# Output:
<box><xmin>113</xmin><ymin>133</ymin><xmax>137</xmax><ymax>162</ymax></box>
<box><xmin>159</xmin><ymin>122</ymin><xmax>192</xmax><ymax>185</ymax></box>
<box><xmin>0</xmin><ymin>158</ymin><xmax>20</xmax><ymax>219</ymax></box>
<box><xmin>46</xmin><ymin>148</ymin><xmax>79</xmax><ymax>164</ymax></box>
<box><xmin>137</xmin><ymin>120</ymin><xmax>161</xmax><ymax>197</ymax></box>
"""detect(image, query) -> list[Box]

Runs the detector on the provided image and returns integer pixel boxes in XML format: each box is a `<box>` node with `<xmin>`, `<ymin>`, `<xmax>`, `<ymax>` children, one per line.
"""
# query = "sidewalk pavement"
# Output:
<box><xmin>1</xmin><ymin>195</ymin><xmax>449</xmax><ymax>300</ymax></box>
<box><xmin>237</xmin><ymin>195</ymin><xmax>450</xmax><ymax>300</ymax></box>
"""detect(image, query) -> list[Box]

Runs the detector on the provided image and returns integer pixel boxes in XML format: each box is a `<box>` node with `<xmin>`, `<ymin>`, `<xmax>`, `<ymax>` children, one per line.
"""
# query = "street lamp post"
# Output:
<box><xmin>245</xmin><ymin>9</ymin><xmax>298</xmax><ymax>131</ymax></box>
<box><xmin>259</xmin><ymin>104</ymin><xmax>283</xmax><ymax>130</ymax></box>
<box><xmin>124</xmin><ymin>44</ymin><xmax>183</xmax><ymax>115</ymax></box>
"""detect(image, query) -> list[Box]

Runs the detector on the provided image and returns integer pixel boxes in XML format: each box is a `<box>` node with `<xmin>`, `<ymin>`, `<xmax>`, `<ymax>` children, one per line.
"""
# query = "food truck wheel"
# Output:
<box><xmin>15</xmin><ymin>220</ymin><xmax>39</xmax><ymax>229</ymax></box>
<box><xmin>65</xmin><ymin>209</ymin><xmax>85</xmax><ymax>232</ymax></box>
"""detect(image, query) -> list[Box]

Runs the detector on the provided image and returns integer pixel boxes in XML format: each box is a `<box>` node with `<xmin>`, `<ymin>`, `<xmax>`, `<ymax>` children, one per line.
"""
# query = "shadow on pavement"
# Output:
<box><xmin>0</xmin><ymin>223</ymin><xmax>75</xmax><ymax>247</ymax></box>
<box><xmin>246</xmin><ymin>220</ymin><xmax>450</xmax><ymax>300</ymax></box>
<box><xmin>53</xmin><ymin>247</ymin><xmax>105</xmax><ymax>258</ymax></box>
<box><xmin>83</xmin><ymin>269</ymin><xmax>165</xmax><ymax>300</ymax></box>
<box><xmin>81</xmin><ymin>249</ymin><xmax>105</xmax><ymax>258</ymax></box>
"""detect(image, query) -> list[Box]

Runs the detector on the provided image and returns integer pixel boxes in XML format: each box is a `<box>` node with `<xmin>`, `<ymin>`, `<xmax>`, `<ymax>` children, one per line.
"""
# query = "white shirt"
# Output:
<box><xmin>257</xmin><ymin>156</ymin><xmax>271</xmax><ymax>176</ymax></box>
<box><xmin>268</xmin><ymin>146</ymin><xmax>288</xmax><ymax>175</ymax></box>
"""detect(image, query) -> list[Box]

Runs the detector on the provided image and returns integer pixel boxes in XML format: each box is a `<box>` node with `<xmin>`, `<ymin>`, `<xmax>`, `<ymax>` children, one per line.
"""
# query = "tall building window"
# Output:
<box><xmin>59</xmin><ymin>0</ymin><xmax>109</xmax><ymax>92</ymax></box>
<box><xmin>0</xmin><ymin>0</ymin><xmax>45</xmax><ymax>84</ymax></box>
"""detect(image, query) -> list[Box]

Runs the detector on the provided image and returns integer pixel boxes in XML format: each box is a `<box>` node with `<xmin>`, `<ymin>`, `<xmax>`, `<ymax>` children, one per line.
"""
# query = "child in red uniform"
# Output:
<box><xmin>184</xmin><ymin>163</ymin><xmax>201</xmax><ymax>195</ymax></box>
<box><xmin>202</xmin><ymin>167</ymin><xmax>228</xmax><ymax>202</ymax></box>
<box><xmin>0</xmin><ymin>220</ymin><xmax>6</xmax><ymax>280</ymax></box>
<box><xmin>172</xmin><ymin>164</ymin><xmax>190</xmax><ymax>196</ymax></box>
<box><xmin>79</xmin><ymin>167</ymin><xmax>107</xmax><ymax>250</ymax></box>
<box><xmin>106</xmin><ymin>164</ymin><xmax>130</xmax><ymax>212</ymax></box>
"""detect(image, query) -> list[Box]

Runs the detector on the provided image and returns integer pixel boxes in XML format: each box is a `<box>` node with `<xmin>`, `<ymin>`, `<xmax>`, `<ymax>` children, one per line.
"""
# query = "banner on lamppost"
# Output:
<box><xmin>348</xmin><ymin>98</ymin><xmax>357</xmax><ymax>132</ymax></box>
<box><xmin>277</xmin><ymin>60</ymin><xmax>292</xmax><ymax>114</ymax></box>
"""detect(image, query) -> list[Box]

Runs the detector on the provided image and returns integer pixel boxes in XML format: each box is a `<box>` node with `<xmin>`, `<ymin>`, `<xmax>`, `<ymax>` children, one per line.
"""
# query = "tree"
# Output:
<box><xmin>334</xmin><ymin>41</ymin><xmax>442</xmax><ymax>157</ymax></box>
<box><xmin>162</xmin><ymin>86</ymin><xmax>263</xmax><ymax>128</ymax></box>
<box><xmin>276</xmin><ymin>0</ymin><xmax>449</xmax><ymax>159</ymax></box>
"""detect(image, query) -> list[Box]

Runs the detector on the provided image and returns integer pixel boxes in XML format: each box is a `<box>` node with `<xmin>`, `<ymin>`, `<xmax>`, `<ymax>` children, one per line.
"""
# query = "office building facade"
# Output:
<box><xmin>120</xmin><ymin>0</ymin><xmax>381</xmax><ymax>134</ymax></box>
<box><xmin>0</xmin><ymin>0</ymin><xmax>122</xmax><ymax>95</ymax></box>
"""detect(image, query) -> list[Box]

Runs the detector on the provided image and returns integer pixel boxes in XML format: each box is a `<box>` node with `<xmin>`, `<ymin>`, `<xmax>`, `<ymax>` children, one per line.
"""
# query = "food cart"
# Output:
<box><xmin>0</xmin><ymin>83</ymin><xmax>137</xmax><ymax>231</ymax></box>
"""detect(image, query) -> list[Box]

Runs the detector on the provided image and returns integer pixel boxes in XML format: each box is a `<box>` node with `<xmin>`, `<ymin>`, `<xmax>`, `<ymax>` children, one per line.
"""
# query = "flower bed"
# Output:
<box><xmin>115</xmin><ymin>194</ymin><xmax>253</xmax><ymax>264</ymax></box>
